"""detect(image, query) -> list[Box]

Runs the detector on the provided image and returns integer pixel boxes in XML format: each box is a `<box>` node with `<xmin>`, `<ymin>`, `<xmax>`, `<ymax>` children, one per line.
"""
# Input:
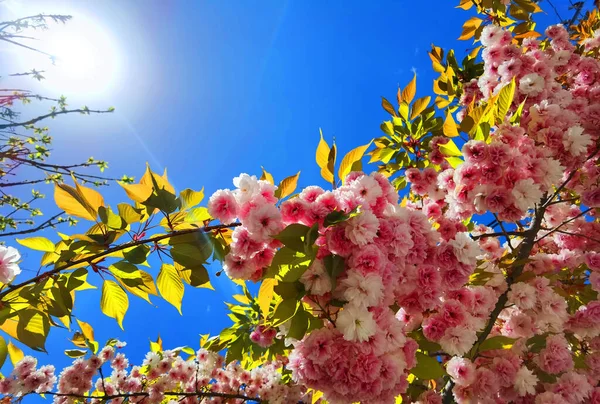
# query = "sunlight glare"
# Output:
<box><xmin>15</xmin><ymin>12</ymin><xmax>122</xmax><ymax>98</ymax></box>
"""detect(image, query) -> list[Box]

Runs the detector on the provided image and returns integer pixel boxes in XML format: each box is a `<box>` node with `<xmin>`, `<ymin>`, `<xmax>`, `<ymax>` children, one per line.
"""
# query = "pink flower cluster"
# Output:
<box><xmin>208</xmin><ymin>173</ymin><xmax>282</xmax><ymax>282</ymax></box>
<box><xmin>288</xmin><ymin>316</ymin><xmax>416</xmax><ymax>403</ymax></box>
<box><xmin>0</xmin><ymin>356</ymin><xmax>55</xmax><ymax>396</ymax></box>
<box><xmin>0</xmin><ymin>343</ymin><xmax>302</xmax><ymax>404</ymax></box>
<box><xmin>409</xmin><ymin>24</ymin><xmax>600</xmax><ymax>222</ymax></box>
<box><xmin>211</xmin><ymin>172</ymin><xmax>492</xmax><ymax>402</ymax></box>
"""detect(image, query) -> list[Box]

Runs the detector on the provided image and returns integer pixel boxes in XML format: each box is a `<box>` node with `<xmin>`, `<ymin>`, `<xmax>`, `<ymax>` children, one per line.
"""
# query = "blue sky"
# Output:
<box><xmin>0</xmin><ymin>0</ymin><xmax>576</xmax><ymax>381</ymax></box>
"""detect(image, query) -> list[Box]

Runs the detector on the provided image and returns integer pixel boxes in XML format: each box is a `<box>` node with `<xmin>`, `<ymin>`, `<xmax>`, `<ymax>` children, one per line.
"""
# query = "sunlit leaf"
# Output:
<box><xmin>7</xmin><ymin>341</ymin><xmax>23</xmax><ymax>366</ymax></box>
<box><xmin>443</xmin><ymin>112</ymin><xmax>460</xmax><ymax>138</ymax></box>
<box><xmin>157</xmin><ymin>264</ymin><xmax>184</xmax><ymax>314</ymax></box>
<box><xmin>402</xmin><ymin>74</ymin><xmax>417</xmax><ymax>104</ymax></box>
<box><xmin>458</xmin><ymin>17</ymin><xmax>483</xmax><ymax>40</ymax></box>
<box><xmin>316</xmin><ymin>129</ymin><xmax>334</xmax><ymax>184</ymax></box>
<box><xmin>409</xmin><ymin>96</ymin><xmax>431</xmax><ymax>120</ymax></box>
<box><xmin>16</xmin><ymin>237</ymin><xmax>54</xmax><ymax>252</ymax></box>
<box><xmin>258</xmin><ymin>278</ymin><xmax>277</xmax><ymax>318</ymax></box>
<box><xmin>338</xmin><ymin>141</ymin><xmax>372</xmax><ymax>184</ymax></box>
<box><xmin>275</xmin><ymin>172</ymin><xmax>300</xmax><ymax>200</ymax></box>
<box><xmin>100</xmin><ymin>280</ymin><xmax>129</xmax><ymax>329</ymax></box>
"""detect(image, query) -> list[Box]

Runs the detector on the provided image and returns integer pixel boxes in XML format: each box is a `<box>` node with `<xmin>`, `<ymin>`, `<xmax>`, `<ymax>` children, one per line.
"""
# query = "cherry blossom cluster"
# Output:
<box><xmin>397</xmin><ymin>23</ymin><xmax>600</xmax><ymax>404</ymax></box>
<box><xmin>0</xmin><ymin>342</ymin><xmax>303</xmax><ymax>404</ymax></box>
<box><xmin>208</xmin><ymin>173</ymin><xmax>282</xmax><ymax>282</ymax></box>
<box><xmin>408</xmin><ymin>24</ymin><xmax>600</xmax><ymax>223</ymax></box>
<box><xmin>210</xmin><ymin>171</ymin><xmax>490</xmax><ymax>402</ymax></box>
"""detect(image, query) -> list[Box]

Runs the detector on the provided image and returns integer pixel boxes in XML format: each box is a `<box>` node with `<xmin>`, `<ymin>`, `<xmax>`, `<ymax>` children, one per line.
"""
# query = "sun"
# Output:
<box><xmin>11</xmin><ymin>11</ymin><xmax>122</xmax><ymax>98</ymax></box>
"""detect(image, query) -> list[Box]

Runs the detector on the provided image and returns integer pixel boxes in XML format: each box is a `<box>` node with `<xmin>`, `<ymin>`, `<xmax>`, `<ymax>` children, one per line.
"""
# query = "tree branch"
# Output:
<box><xmin>0</xmin><ymin>212</ymin><xmax>63</xmax><ymax>238</ymax></box>
<box><xmin>31</xmin><ymin>390</ymin><xmax>260</xmax><ymax>402</ymax></box>
<box><xmin>0</xmin><ymin>222</ymin><xmax>242</xmax><ymax>299</ymax></box>
<box><xmin>0</xmin><ymin>108</ymin><xmax>113</xmax><ymax>130</ymax></box>
<box><xmin>442</xmin><ymin>202</ymin><xmax>547</xmax><ymax>403</ymax></box>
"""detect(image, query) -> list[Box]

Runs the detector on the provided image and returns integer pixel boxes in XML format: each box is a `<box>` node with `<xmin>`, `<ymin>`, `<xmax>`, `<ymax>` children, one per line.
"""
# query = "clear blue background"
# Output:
<box><xmin>0</xmin><ymin>0</ymin><xmax>576</xmax><ymax>385</ymax></box>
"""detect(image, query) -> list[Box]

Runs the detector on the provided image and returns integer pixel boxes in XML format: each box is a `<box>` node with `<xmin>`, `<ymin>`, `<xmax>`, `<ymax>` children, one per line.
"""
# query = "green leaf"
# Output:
<box><xmin>0</xmin><ymin>336</ymin><xmax>7</xmax><ymax>370</ymax></box>
<box><xmin>16</xmin><ymin>237</ymin><xmax>54</xmax><ymax>252</ymax></box>
<box><xmin>157</xmin><ymin>264</ymin><xmax>184</xmax><ymax>314</ymax></box>
<box><xmin>274</xmin><ymin>224</ymin><xmax>310</xmax><ymax>253</ymax></box>
<box><xmin>98</xmin><ymin>206</ymin><xmax>126</xmax><ymax>229</ymax></box>
<box><xmin>188</xmin><ymin>265</ymin><xmax>210</xmax><ymax>287</ymax></box>
<box><xmin>109</xmin><ymin>261</ymin><xmax>142</xmax><ymax>281</ymax></box>
<box><xmin>171</xmin><ymin>238</ymin><xmax>213</xmax><ymax>267</ymax></box>
<box><xmin>323</xmin><ymin>254</ymin><xmax>345</xmax><ymax>290</ymax></box>
<box><xmin>478</xmin><ymin>335</ymin><xmax>517</xmax><ymax>352</ymax></box>
<box><xmin>288</xmin><ymin>306</ymin><xmax>309</xmax><ymax>340</ymax></box>
<box><xmin>117</xmin><ymin>203</ymin><xmax>144</xmax><ymax>223</ymax></box>
<box><xmin>100</xmin><ymin>280</ymin><xmax>129</xmax><ymax>329</ymax></box>
<box><xmin>16</xmin><ymin>310</ymin><xmax>50</xmax><ymax>352</ymax></box>
<box><xmin>323</xmin><ymin>210</ymin><xmax>350</xmax><ymax>227</ymax></box>
<box><xmin>123</xmin><ymin>245</ymin><xmax>150</xmax><ymax>265</ymax></box>
<box><xmin>272</xmin><ymin>299</ymin><xmax>298</xmax><ymax>327</ymax></box>
<box><xmin>412</xmin><ymin>352</ymin><xmax>446</xmax><ymax>380</ymax></box>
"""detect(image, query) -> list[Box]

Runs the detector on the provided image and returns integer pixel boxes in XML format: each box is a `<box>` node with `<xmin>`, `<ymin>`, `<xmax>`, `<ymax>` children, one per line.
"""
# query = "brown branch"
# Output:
<box><xmin>472</xmin><ymin>230</ymin><xmax>525</xmax><ymax>240</ymax></box>
<box><xmin>0</xmin><ymin>222</ymin><xmax>242</xmax><ymax>299</ymax></box>
<box><xmin>442</xmin><ymin>202</ymin><xmax>547</xmax><ymax>403</ymax></box>
<box><xmin>535</xmin><ymin>208</ymin><xmax>593</xmax><ymax>244</ymax></box>
<box><xmin>0</xmin><ymin>108</ymin><xmax>113</xmax><ymax>130</ymax></box>
<box><xmin>0</xmin><ymin>178</ymin><xmax>46</xmax><ymax>187</ymax></box>
<box><xmin>543</xmin><ymin>147</ymin><xmax>600</xmax><ymax>208</ymax></box>
<box><xmin>0</xmin><ymin>212</ymin><xmax>63</xmax><ymax>238</ymax></box>
<box><xmin>28</xmin><ymin>390</ymin><xmax>260</xmax><ymax>402</ymax></box>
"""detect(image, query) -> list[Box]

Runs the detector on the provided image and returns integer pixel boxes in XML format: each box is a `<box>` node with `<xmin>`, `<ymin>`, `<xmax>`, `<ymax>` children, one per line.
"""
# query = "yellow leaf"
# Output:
<box><xmin>258</xmin><ymin>278</ymin><xmax>277</xmax><ymax>318</ymax></box>
<box><xmin>456</xmin><ymin>0</ymin><xmax>474</xmax><ymax>10</ymax></box>
<box><xmin>100</xmin><ymin>280</ymin><xmax>129</xmax><ymax>329</ymax></box>
<box><xmin>446</xmin><ymin>156</ymin><xmax>464</xmax><ymax>168</ymax></box>
<box><xmin>497</xmin><ymin>78</ymin><xmax>516</xmax><ymax>121</ymax></box>
<box><xmin>311</xmin><ymin>389</ymin><xmax>324</xmax><ymax>404</ymax></box>
<box><xmin>338</xmin><ymin>141</ymin><xmax>373</xmax><ymax>184</ymax></box>
<box><xmin>54</xmin><ymin>180</ymin><xmax>104</xmax><ymax>221</ymax></box>
<box><xmin>439</xmin><ymin>139</ymin><xmax>463</xmax><ymax>157</ymax></box>
<box><xmin>443</xmin><ymin>112</ymin><xmax>460</xmax><ymax>137</ymax></box>
<box><xmin>76</xmin><ymin>319</ymin><xmax>95</xmax><ymax>342</ymax></box>
<box><xmin>75</xmin><ymin>180</ymin><xmax>104</xmax><ymax>215</ymax></box>
<box><xmin>119</xmin><ymin>182</ymin><xmax>152</xmax><ymax>204</ymax></box>
<box><xmin>409</xmin><ymin>96</ymin><xmax>431</xmax><ymax>120</ymax></box>
<box><xmin>140</xmin><ymin>166</ymin><xmax>175</xmax><ymax>194</ymax></box>
<box><xmin>260</xmin><ymin>167</ymin><xmax>274</xmax><ymax>185</ymax></box>
<box><xmin>458</xmin><ymin>17</ymin><xmax>483</xmax><ymax>40</ymax></box>
<box><xmin>179</xmin><ymin>188</ymin><xmax>204</xmax><ymax>209</ymax></box>
<box><xmin>381</xmin><ymin>97</ymin><xmax>397</xmax><ymax>116</ymax></box>
<box><xmin>396</xmin><ymin>86</ymin><xmax>402</xmax><ymax>105</ymax></box>
<box><xmin>157</xmin><ymin>263</ymin><xmax>184</xmax><ymax>314</ymax></box>
<box><xmin>316</xmin><ymin>129</ymin><xmax>334</xmax><ymax>184</ymax></box>
<box><xmin>7</xmin><ymin>341</ymin><xmax>23</xmax><ymax>366</ymax></box>
<box><xmin>402</xmin><ymin>74</ymin><xmax>417</xmax><ymax>104</ymax></box>
<box><xmin>276</xmin><ymin>172</ymin><xmax>300</xmax><ymax>200</ymax></box>
<box><xmin>150</xmin><ymin>334</ymin><xmax>163</xmax><ymax>352</ymax></box>
<box><xmin>16</xmin><ymin>237</ymin><xmax>54</xmax><ymax>252</ymax></box>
